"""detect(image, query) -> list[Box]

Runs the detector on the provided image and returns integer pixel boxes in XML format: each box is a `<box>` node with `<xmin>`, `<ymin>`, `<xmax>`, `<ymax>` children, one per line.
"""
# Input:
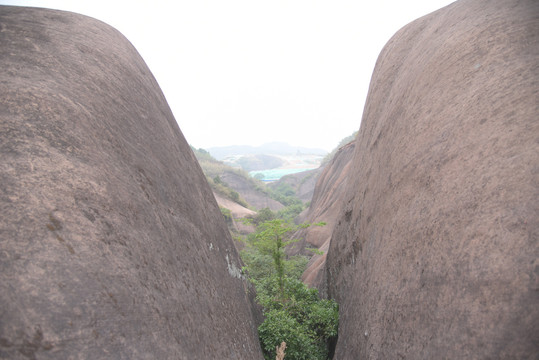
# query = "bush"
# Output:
<box><xmin>240</xmin><ymin>219</ymin><xmax>338</xmax><ymax>360</ymax></box>
<box><xmin>277</xmin><ymin>203</ymin><xmax>305</xmax><ymax>221</ymax></box>
<box><xmin>254</xmin><ymin>208</ymin><xmax>276</xmax><ymax>225</ymax></box>
<box><xmin>258</xmin><ymin>309</ymin><xmax>324</xmax><ymax>360</ymax></box>
<box><xmin>220</xmin><ymin>207</ymin><xmax>233</xmax><ymax>225</ymax></box>
<box><xmin>254</xmin><ymin>277</ymin><xmax>338</xmax><ymax>360</ymax></box>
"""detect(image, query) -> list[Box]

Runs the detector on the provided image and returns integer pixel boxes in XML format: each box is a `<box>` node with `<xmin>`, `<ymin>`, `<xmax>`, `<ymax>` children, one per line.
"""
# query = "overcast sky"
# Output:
<box><xmin>1</xmin><ymin>0</ymin><xmax>455</xmax><ymax>151</ymax></box>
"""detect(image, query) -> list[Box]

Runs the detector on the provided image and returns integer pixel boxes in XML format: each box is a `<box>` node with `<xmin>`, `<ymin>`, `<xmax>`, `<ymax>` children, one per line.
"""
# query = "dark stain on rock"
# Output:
<box><xmin>14</xmin><ymin>326</ymin><xmax>53</xmax><ymax>360</ymax></box>
<box><xmin>344</xmin><ymin>209</ymin><xmax>353</xmax><ymax>222</ymax></box>
<box><xmin>47</xmin><ymin>213</ymin><xmax>62</xmax><ymax>231</ymax></box>
<box><xmin>46</xmin><ymin>213</ymin><xmax>75</xmax><ymax>254</ymax></box>
<box><xmin>82</xmin><ymin>208</ymin><xmax>95</xmax><ymax>222</ymax></box>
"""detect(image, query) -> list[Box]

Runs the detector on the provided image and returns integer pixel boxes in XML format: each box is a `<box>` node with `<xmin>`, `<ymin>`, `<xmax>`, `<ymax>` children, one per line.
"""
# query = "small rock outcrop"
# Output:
<box><xmin>0</xmin><ymin>6</ymin><xmax>263</xmax><ymax>359</ymax></box>
<box><xmin>326</xmin><ymin>0</ymin><xmax>538</xmax><ymax>358</ymax></box>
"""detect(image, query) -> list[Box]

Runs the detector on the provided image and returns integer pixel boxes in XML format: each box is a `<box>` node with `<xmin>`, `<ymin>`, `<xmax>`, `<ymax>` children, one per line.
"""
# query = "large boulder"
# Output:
<box><xmin>0</xmin><ymin>6</ymin><xmax>262</xmax><ymax>359</ymax></box>
<box><xmin>326</xmin><ymin>0</ymin><xmax>539</xmax><ymax>358</ymax></box>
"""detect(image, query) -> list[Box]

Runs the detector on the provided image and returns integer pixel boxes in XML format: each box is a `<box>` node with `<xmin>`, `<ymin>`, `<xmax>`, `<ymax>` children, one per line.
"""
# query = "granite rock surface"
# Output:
<box><xmin>0</xmin><ymin>6</ymin><xmax>263</xmax><ymax>359</ymax></box>
<box><xmin>326</xmin><ymin>0</ymin><xmax>539</xmax><ymax>358</ymax></box>
<box><xmin>289</xmin><ymin>142</ymin><xmax>355</xmax><ymax>294</ymax></box>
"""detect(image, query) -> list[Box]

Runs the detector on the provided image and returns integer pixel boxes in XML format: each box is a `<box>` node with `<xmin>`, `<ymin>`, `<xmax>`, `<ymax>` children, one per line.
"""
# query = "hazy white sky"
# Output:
<box><xmin>1</xmin><ymin>0</ymin><xmax>455</xmax><ymax>151</ymax></box>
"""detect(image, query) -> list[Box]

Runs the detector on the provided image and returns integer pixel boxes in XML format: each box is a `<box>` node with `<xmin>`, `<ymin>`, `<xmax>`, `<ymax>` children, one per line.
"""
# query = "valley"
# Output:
<box><xmin>2</xmin><ymin>2</ymin><xmax>537</xmax><ymax>359</ymax></box>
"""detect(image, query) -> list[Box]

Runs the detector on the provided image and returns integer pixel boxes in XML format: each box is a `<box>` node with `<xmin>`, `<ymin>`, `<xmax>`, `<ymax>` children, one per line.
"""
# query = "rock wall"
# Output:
<box><xmin>326</xmin><ymin>0</ymin><xmax>539</xmax><ymax>358</ymax></box>
<box><xmin>0</xmin><ymin>6</ymin><xmax>263</xmax><ymax>359</ymax></box>
<box><xmin>288</xmin><ymin>142</ymin><xmax>355</xmax><ymax>293</ymax></box>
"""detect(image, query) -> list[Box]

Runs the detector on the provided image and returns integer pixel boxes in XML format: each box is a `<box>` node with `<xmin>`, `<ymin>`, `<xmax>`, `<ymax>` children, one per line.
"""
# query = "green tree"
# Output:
<box><xmin>230</xmin><ymin>190</ymin><xmax>240</xmax><ymax>202</ymax></box>
<box><xmin>277</xmin><ymin>203</ymin><xmax>305</xmax><ymax>221</ymax></box>
<box><xmin>252</xmin><ymin>220</ymin><xmax>300</xmax><ymax>298</ymax></box>
<box><xmin>240</xmin><ymin>219</ymin><xmax>337</xmax><ymax>360</ymax></box>
<box><xmin>252</xmin><ymin>207</ymin><xmax>276</xmax><ymax>225</ymax></box>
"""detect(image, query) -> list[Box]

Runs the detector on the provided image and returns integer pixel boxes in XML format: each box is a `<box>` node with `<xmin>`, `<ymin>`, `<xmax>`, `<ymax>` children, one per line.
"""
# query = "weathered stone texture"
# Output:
<box><xmin>0</xmin><ymin>6</ymin><xmax>263</xmax><ymax>359</ymax></box>
<box><xmin>326</xmin><ymin>0</ymin><xmax>539</xmax><ymax>358</ymax></box>
<box><xmin>289</xmin><ymin>142</ymin><xmax>355</xmax><ymax>293</ymax></box>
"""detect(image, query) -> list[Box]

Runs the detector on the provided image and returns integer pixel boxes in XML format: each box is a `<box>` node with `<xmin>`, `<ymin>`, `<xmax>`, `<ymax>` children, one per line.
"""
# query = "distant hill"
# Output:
<box><xmin>267</xmin><ymin>168</ymin><xmax>323</xmax><ymax>204</ymax></box>
<box><xmin>208</xmin><ymin>142</ymin><xmax>327</xmax><ymax>160</ymax></box>
<box><xmin>235</xmin><ymin>154</ymin><xmax>284</xmax><ymax>172</ymax></box>
<box><xmin>190</xmin><ymin>146</ymin><xmax>284</xmax><ymax>211</ymax></box>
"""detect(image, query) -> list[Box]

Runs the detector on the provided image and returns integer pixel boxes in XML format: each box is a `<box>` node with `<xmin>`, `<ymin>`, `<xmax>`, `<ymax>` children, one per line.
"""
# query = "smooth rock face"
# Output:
<box><xmin>288</xmin><ymin>142</ymin><xmax>355</xmax><ymax>293</ymax></box>
<box><xmin>326</xmin><ymin>0</ymin><xmax>539</xmax><ymax>358</ymax></box>
<box><xmin>0</xmin><ymin>7</ymin><xmax>262</xmax><ymax>359</ymax></box>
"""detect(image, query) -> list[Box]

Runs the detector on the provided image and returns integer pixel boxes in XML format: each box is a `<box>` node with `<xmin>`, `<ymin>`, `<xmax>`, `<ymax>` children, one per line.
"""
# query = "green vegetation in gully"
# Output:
<box><xmin>191</xmin><ymin>146</ymin><xmax>308</xmax><ymax>218</ymax></box>
<box><xmin>240</xmin><ymin>215</ymin><xmax>338</xmax><ymax>360</ymax></box>
<box><xmin>270</xmin><ymin>182</ymin><xmax>305</xmax><ymax>221</ymax></box>
<box><xmin>192</xmin><ymin>145</ymin><xmax>339</xmax><ymax>359</ymax></box>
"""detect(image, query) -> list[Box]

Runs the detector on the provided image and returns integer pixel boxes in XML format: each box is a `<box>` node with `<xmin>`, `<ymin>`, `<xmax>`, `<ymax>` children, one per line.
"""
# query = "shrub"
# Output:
<box><xmin>277</xmin><ymin>203</ymin><xmax>305</xmax><ymax>221</ymax></box>
<box><xmin>240</xmin><ymin>219</ymin><xmax>338</xmax><ymax>360</ymax></box>
<box><xmin>248</xmin><ymin>207</ymin><xmax>276</xmax><ymax>226</ymax></box>
<box><xmin>220</xmin><ymin>207</ymin><xmax>233</xmax><ymax>225</ymax></box>
<box><xmin>258</xmin><ymin>309</ymin><xmax>323</xmax><ymax>360</ymax></box>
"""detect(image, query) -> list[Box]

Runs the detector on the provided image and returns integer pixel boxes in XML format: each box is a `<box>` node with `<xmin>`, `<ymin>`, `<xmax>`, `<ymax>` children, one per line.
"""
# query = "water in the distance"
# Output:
<box><xmin>249</xmin><ymin>168</ymin><xmax>315</xmax><ymax>182</ymax></box>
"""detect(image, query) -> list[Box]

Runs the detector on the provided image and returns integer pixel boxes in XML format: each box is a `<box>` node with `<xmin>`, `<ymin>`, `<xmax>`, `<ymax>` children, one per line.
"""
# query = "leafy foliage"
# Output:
<box><xmin>258</xmin><ymin>309</ymin><xmax>324</xmax><ymax>360</ymax></box>
<box><xmin>250</xmin><ymin>207</ymin><xmax>276</xmax><ymax>226</ymax></box>
<box><xmin>263</xmin><ymin>182</ymin><xmax>306</xmax><ymax>221</ymax></box>
<box><xmin>270</xmin><ymin>183</ymin><xmax>303</xmax><ymax>207</ymax></box>
<box><xmin>277</xmin><ymin>203</ymin><xmax>305</xmax><ymax>221</ymax></box>
<box><xmin>220</xmin><ymin>207</ymin><xmax>233</xmax><ymax>225</ymax></box>
<box><xmin>272</xmin><ymin>182</ymin><xmax>296</xmax><ymax>197</ymax></box>
<box><xmin>240</xmin><ymin>219</ymin><xmax>338</xmax><ymax>360</ymax></box>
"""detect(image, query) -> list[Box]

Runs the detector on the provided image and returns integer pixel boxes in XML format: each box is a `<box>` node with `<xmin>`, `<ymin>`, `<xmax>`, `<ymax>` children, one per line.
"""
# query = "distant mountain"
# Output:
<box><xmin>208</xmin><ymin>142</ymin><xmax>327</xmax><ymax>160</ymax></box>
